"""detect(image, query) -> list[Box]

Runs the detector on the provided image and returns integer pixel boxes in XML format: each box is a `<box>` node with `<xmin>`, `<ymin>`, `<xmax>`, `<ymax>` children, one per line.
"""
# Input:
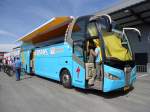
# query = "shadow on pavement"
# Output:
<box><xmin>14</xmin><ymin>73</ymin><xmax>135</xmax><ymax>99</ymax></box>
<box><xmin>35</xmin><ymin>75</ymin><xmax>61</xmax><ymax>84</ymax></box>
<box><xmin>75</xmin><ymin>87</ymin><xmax>134</xmax><ymax>99</ymax></box>
<box><xmin>20</xmin><ymin>75</ymin><xmax>33</xmax><ymax>80</ymax></box>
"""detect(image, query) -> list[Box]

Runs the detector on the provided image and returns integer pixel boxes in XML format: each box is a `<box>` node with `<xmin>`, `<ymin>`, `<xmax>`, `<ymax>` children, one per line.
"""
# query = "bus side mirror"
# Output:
<box><xmin>90</xmin><ymin>14</ymin><xmax>112</xmax><ymax>32</ymax></box>
<box><xmin>100</xmin><ymin>15</ymin><xmax>112</xmax><ymax>32</ymax></box>
<box><xmin>123</xmin><ymin>28</ymin><xmax>142</xmax><ymax>42</ymax></box>
<box><xmin>137</xmin><ymin>33</ymin><xmax>142</xmax><ymax>42</ymax></box>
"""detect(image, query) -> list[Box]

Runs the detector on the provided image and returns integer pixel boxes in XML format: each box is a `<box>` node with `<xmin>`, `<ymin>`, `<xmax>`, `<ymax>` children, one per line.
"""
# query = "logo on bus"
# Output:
<box><xmin>50</xmin><ymin>47</ymin><xmax>64</xmax><ymax>55</ymax></box>
<box><xmin>76</xmin><ymin>66</ymin><xmax>80</xmax><ymax>79</ymax></box>
<box><xmin>50</xmin><ymin>47</ymin><xmax>55</xmax><ymax>55</ymax></box>
<box><xmin>35</xmin><ymin>49</ymin><xmax>48</xmax><ymax>56</ymax></box>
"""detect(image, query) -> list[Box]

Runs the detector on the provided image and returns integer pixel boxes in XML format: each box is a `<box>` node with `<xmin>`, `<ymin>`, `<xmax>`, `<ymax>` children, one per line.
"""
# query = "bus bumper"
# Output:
<box><xmin>129</xmin><ymin>66</ymin><xmax>137</xmax><ymax>85</ymax></box>
<box><xmin>103</xmin><ymin>65</ymin><xmax>136</xmax><ymax>92</ymax></box>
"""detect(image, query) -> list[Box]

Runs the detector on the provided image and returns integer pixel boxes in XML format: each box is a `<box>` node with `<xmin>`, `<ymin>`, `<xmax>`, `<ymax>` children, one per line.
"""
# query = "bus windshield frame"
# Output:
<box><xmin>70</xmin><ymin>15</ymin><xmax>137</xmax><ymax>65</ymax></box>
<box><xmin>111</xmin><ymin>22</ymin><xmax>133</xmax><ymax>59</ymax></box>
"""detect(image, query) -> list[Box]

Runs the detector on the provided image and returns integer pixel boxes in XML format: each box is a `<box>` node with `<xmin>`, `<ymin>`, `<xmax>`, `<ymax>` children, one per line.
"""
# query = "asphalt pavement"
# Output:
<box><xmin>0</xmin><ymin>71</ymin><xmax>150</xmax><ymax>112</ymax></box>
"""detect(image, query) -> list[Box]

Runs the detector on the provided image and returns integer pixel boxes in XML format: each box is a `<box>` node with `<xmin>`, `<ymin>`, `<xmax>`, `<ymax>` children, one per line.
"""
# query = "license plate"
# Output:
<box><xmin>124</xmin><ymin>86</ymin><xmax>130</xmax><ymax>91</ymax></box>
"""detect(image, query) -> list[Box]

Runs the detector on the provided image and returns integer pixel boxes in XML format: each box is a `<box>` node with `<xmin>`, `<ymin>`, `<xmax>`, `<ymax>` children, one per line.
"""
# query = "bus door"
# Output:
<box><xmin>72</xmin><ymin>40</ymin><xmax>86</xmax><ymax>88</ymax></box>
<box><xmin>30</xmin><ymin>50</ymin><xmax>34</xmax><ymax>73</ymax></box>
<box><xmin>71</xmin><ymin>17</ymin><xmax>88</xmax><ymax>88</ymax></box>
<box><xmin>88</xmin><ymin>15</ymin><xmax>112</xmax><ymax>91</ymax></box>
<box><xmin>85</xmin><ymin>21</ymin><xmax>103</xmax><ymax>90</ymax></box>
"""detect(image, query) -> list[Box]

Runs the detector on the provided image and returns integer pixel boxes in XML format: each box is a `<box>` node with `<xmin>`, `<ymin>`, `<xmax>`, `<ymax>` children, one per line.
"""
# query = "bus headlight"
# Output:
<box><xmin>104</xmin><ymin>73</ymin><xmax>120</xmax><ymax>80</ymax></box>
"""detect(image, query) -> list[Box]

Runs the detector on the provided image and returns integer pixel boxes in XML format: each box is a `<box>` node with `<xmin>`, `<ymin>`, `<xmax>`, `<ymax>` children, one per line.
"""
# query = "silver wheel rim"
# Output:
<box><xmin>62</xmin><ymin>74</ymin><xmax>69</xmax><ymax>84</ymax></box>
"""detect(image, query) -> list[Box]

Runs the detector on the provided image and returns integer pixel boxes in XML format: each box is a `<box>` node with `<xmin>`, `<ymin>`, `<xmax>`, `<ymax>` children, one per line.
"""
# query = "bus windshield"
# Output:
<box><xmin>87</xmin><ymin>19</ymin><xmax>133</xmax><ymax>62</ymax></box>
<box><xmin>102</xmin><ymin>22</ymin><xmax>133</xmax><ymax>62</ymax></box>
<box><xmin>71</xmin><ymin>15</ymin><xmax>136</xmax><ymax>64</ymax></box>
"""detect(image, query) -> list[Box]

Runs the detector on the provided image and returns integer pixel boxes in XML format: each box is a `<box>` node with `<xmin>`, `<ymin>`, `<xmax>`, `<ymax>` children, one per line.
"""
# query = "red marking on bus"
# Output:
<box><xmin>76</xmin><ymin>67</ymin><xmax>80</xmax><ymax>79</ymax></box>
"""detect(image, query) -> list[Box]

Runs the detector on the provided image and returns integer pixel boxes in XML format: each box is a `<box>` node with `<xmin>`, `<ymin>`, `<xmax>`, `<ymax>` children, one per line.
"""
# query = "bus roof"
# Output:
<box><xmin>17</xmin><ymin>16</ymin><xmax>73</xmax><ymax>44</ymax></box>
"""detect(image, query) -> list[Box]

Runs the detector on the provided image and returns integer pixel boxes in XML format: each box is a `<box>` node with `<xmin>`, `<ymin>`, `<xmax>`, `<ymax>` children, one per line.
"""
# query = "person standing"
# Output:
<box><xmin>2</xmin><ymin>58</ymin><xmax>6</xmax><ymax>72</ymax></box>
<box><xmin>15</xmin><ymin>57</ymin><xmax>21</xmax><ymax>81</ymax></box>
<box><xmin>0</xmin><ymin>62</ymin><xmax>2</xmax><ymax>72</ymax></box>
<box><xmin>88</xmin><ymin>39</ymin><xmax>101</xmax><ymax>86</ymax></box>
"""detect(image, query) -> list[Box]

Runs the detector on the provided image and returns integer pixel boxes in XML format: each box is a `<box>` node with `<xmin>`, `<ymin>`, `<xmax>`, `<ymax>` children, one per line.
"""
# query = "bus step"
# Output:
<box><xmin>89</xmin><ymin>80</ymin><xmax>101</xmax><ymax>90</ymax></box>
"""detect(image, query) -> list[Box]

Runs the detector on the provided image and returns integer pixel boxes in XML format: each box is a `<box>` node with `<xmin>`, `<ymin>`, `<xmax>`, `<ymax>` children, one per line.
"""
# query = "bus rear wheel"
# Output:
<box><xmin>61</xmin><ymin>70</ymin><xmax>72</xmax><ymax>88</ymax></box>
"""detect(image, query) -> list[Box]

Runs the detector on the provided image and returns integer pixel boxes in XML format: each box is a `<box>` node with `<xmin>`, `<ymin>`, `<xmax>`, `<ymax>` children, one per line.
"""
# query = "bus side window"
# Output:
<box><xmin>72</xmin><ymin>18</ymin><xmax>87</xmax><ymax>62</ymax></box>
<box><xmin>73</xmin><ymin>40</ymin><xmax>84</xmax><ymax>59</ymax></box>
<box><xmin>71</xmin><ymin>18</ymin><xmax>86</xmax><ymax>41</ymax></box>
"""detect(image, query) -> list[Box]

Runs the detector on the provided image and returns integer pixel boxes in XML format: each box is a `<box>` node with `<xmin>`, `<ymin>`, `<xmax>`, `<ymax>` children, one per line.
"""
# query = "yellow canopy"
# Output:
<box><xmin>18</xmin><ymin>16</ymin><xmax>73</xmax><ymax>44</ymax></box>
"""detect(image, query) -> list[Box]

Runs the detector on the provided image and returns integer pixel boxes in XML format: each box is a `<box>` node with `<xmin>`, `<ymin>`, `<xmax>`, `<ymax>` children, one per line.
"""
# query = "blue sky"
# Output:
<box><xmin>0</xmin><ymin>0</ymin><xmax>122</xmax><ymax>51</ymax></box>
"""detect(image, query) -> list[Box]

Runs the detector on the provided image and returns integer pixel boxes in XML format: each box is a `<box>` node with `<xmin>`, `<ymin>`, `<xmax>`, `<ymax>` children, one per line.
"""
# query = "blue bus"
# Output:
<box><xmin>20</xmin><ymin>15</ymin><xmax>141</xmax><ymax>92</ymax></box>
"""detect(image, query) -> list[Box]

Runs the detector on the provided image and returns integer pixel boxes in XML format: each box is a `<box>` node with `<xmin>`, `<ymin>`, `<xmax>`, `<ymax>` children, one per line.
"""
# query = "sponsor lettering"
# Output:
<box><xmin>50</xmin><ymin>47</ymin><xmax>64</xmax><ymax>55</ymax></box>
<box><xmin>35</xmin><ymin>49</ymin><xmax>48</xmax><ymax>56</ymax></box>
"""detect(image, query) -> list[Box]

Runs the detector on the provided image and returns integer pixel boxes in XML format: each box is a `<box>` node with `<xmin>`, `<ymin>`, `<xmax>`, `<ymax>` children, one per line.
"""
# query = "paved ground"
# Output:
<box><xmin>0</xmin><ymin>71</ymin><xmax>150</xmax><ymax>112</ymax></box>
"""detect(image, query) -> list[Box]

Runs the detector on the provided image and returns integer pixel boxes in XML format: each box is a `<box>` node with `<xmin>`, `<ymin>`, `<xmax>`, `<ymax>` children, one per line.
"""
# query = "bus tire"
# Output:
<box><xmin>60</xmin><ymin>69</ymin><xmax>72</xmax><ymax>88</ymax></box>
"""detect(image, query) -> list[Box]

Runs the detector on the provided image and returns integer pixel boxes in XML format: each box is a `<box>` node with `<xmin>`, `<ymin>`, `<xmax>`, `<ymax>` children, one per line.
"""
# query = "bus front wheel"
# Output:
<box><xmin>61</xmin><ymin>69</ymin><xmax>72</xmax><ymax>88</ymax></box>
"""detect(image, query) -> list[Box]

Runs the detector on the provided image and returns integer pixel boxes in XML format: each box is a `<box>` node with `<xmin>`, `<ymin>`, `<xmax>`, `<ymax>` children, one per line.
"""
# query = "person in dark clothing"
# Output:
<box><xmin>0</xmin><ymin>63</ymin><xmax>2</xmax><ymax>72</ymax></box>
<box><xmin>4</xmin><ymin>59</ymin><xmax>8</xmax><ymax>73</ymax></box>
<box><xmin>15</xmin><ymin>57</ymin><xmax>21</xmax><ymax>81</ymax></box>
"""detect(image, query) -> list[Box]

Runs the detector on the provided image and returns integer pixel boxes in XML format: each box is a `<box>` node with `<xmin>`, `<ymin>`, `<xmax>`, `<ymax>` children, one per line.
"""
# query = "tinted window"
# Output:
<box><xmin>71</xmin><ymin>18</ymin><xmax>87</xmax><ymax>41</ymax></box>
